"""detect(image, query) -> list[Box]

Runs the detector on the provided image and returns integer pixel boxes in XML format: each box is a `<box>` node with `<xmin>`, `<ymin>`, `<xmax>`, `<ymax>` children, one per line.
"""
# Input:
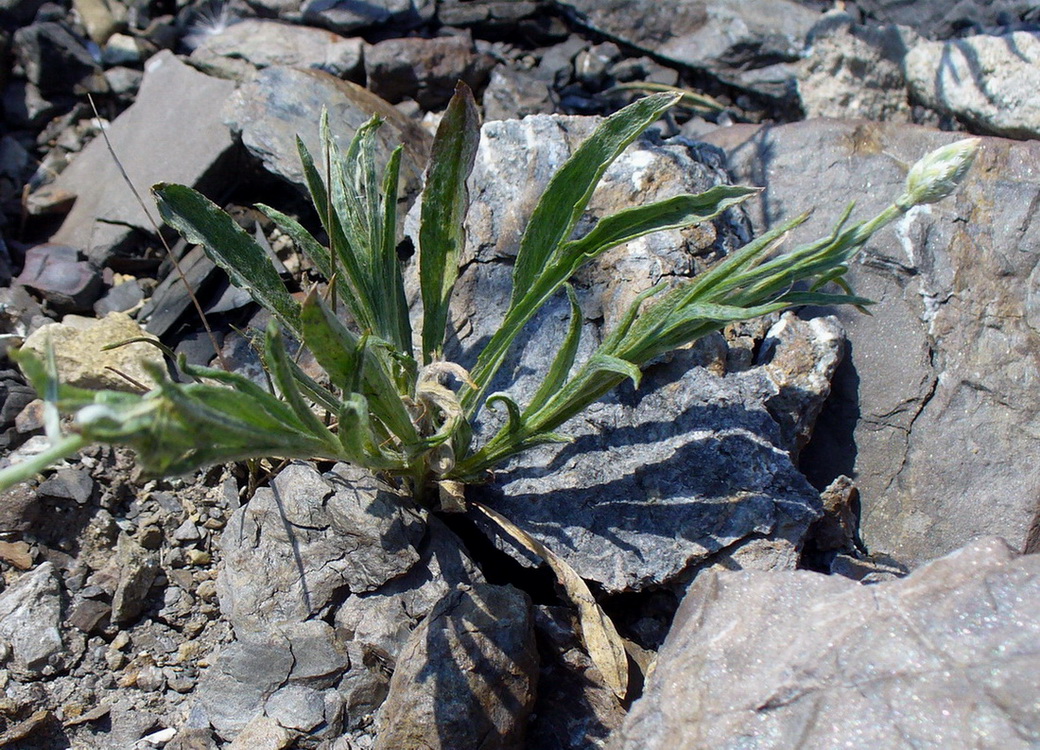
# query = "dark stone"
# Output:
<box><xmin>0</xmin><ymin>482</ymin><xmax>39</xmax><ymax>534</ymax></box>
<box><xmin>93</xmin><ymin>278</ymin><xmax>145</xmax><ymax>317</ymax></box>
<box><xmin>36</xmin><ymin>467</ymin><xmax>96</xmax><ymax>505</ymax></box>
<box><xmin>14</xmin><ymin>244</ymin><xmax>103</xmax><ymax>314</ymax></box>
<box><xmin>365</xmin><ymin>34</ymin><xmax>495</xmax><ymax>110</ymax></box>
<box><xmin>437</xmin><ymin>0</ymin><xmax>541</xmax><ymax>28</ymax></box>
<box><xmin>300</xmin><ymin>0</ymin><xmax>434</xmax><ymax>34</ymax></box>
<box><xmin>556</xmin><ymin>0</ymin><xmax>821</xmax><ymax>98</ymax></box>
<box><xmin>482</xmin><ymin>65</ymin><xmax>555</xmax><ymax>121</ymax></box>
<box><xmin>12</xmin><ymin>22</ymin><xmax>106</xmax><ymax>97</ymax></box>
<box><xmin>373</xmin><ymin>583</ymin><xmax>538</xmax><ymax>750</ymax></box>
<box><xmin>847</xmin><ymin>0</ymin><xmax>1040</xmax><ymax>39</ymax></box>
<box><xmin>67</xmin><ymin>597</ymin><xmax>112</xmax><ymax>634</ymax></box>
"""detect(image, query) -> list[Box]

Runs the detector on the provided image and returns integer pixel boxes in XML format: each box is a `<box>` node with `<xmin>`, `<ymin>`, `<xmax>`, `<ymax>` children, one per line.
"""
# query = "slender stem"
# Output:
<box><xmin>0</xmin><ymin>435</ymin><xmax>90</xmax><ymax>492</ymax></box>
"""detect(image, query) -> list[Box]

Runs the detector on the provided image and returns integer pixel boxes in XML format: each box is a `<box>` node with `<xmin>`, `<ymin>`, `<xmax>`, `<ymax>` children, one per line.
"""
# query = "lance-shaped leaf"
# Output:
<box><xmin>419</xmin><ymin>82</ymin><xmax>480</xmax><ymax>364</ymax></box>
<box><xmin>524</xmin><ymin>284</ymin><xmax>584</xmax><ymax>418</ymax></box>
<box><xmin>300</xmin><ymin>290</ymin><xmax>419</xmax><ymax>447</ymax></box>
<box><xmin>465</xmin><ymin>185</ymin><xmax>755</xmax><ymax>412</ymax></box>
<box><xmin>510</xmin><ymin>92</ymin><xmax>680</xmax><ymax>307</ymax></box>
<box><xmin>153</xmin><ymin>184</ymin><xmax>301</xmax><ymax>334</ymax></box>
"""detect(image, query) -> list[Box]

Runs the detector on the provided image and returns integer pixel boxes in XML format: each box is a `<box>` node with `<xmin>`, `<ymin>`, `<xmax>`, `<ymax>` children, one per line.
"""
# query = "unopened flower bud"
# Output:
<box><xmin>900</xmin><ymin>138</ymin><xmax>980</xmax><ymax>208</ymax></box>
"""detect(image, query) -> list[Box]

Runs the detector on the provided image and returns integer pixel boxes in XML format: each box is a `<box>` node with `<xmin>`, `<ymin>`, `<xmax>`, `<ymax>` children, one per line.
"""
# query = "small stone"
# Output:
<box><xmin>168</xmin><ymin>675</ymin><xmax>196</xmax><ymax>693</ymax></box>
<box><xmin>111</xmin><ymin>535</ymin><xmax>160</xmax><ymax>624</ymax></box>
<box><xmin>14</xmin><ymin>399</ymin><xmax>45</xmax><ymax>434</ymax></box>
<box><xmin>0</xmin><ymin>561</ymin><xmax>67</xmax><ymax>677</ymax></box>
<box><xmin>137</xmin><ymin>523</ymin><xmax>164</xmax><ymax>551</ymax></box>
<box><xmin>195</xmin><ymin>579</ymin><xmax>217</xmax><ymax>602</ymax></box>
<box><xmin>22</xmin><ymin>312</ymin><xmax>166</xmax><ymax>391</ymax></box>
<box><xmin>172</xmin><ymin>520</ymin><xmax>202</xmax><ymax>544</ymax></box>
<box><xmin>265</xmin><ymin>684</ymin><xmax>327</xmax><ymax>732</ymax></box>
<box><xmin>135</xmin><ymin>664</ymin><xmax>166</xmax><ymax>692</ymax></box>
<box><xmin>227</xmin><ymin>714</ymin><xmax>292</xmax><ymax>750</ymax></box>
<box><xmin>0</xmin><ymin>540</ymin><xmax>33</xmax><ymax>570</ymax></box>
<box><xmin>105</xmin><ymin>648</ymin><xmax>126</xmax><ymax>671</ymax></box>
<box><xmin>14</xmin><ymin>243</ymin><xmax>103</xmax><ymax>314</ymax></box>
<box><xmin>68</xmin><ymin>598</ymin><xmax>111</xmax><ymax>633</ymax></box>
<box><xmin>36</xmin><ymin>466</ymin><xmax>95</xmax><ymax>505</ymax></box>
<box><xmin>0</xmin><ymin>483</ymin><xmax>39</xmax><ymax>534</ymax></box>
<box><xmin>186</xmin><ymin>549</ymin><xmax>211</xmax><ymax>566</ymax></box>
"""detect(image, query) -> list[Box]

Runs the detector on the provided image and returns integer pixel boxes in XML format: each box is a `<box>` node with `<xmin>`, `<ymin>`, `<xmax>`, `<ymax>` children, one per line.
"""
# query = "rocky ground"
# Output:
<box><xmin>0</xmin><ymin>0</ymin><xmax>1039</xmax><ymax>748</ymax></box>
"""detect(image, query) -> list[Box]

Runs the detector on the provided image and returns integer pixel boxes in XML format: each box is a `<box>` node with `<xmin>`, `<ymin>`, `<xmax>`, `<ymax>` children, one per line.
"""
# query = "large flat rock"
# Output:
<box><xmin>47</xmin><ymin>50</ymin><xmax>237</xmax><ymax>266</ymax></box>
<box><xmin>615</xmin><ymin>536</ymin><xmax>1040</xmax><ymax>748</ymax></box>
<box><xmin>702</xmin><ymin>120</ymin><xmax>1040</xmax><ymax>565</ymax></box>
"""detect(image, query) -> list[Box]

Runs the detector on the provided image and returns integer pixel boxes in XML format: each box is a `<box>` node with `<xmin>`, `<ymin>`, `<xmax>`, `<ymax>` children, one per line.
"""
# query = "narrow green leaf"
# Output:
<box><xmin>558</xmin><ymin>187</ymin><xmax>758</xmax><ymax>275</ymax></box>
<box><xmin>300</xmin><ymin>291</ymin><xmax>419</xmax><ymax>446</ymax></box>
<box><xmin>379</xmin><ymin>146</ymin><xmax>412</xmax><ymax>354</ymax></box>
<box><xmin>525</xmin><ymin>285</ymin><xmax>584</xmax><ymax>417</ymax></box>
<box><xmin>153</xmin><ymin>183</ymin><xmax>300</xmax><ymax>334</ymax></box>
<box><xmin>511</xmin><ymin>92</ymin><xmax>680</xmax><ymax>306</ymax></box>
<box><xmin>262</xmin><ymin>323</ymin><xmax>339</xmax><ymax>451</ymax></box>
<box><xmin>419</xmin><ymin>82</ymin><xmax>480</xmax><ymax>363</ymax></box>
<box><xmin>587</xmin><ymin>354</ymin><xmax>642</xmax><ymax>389</ymax></box>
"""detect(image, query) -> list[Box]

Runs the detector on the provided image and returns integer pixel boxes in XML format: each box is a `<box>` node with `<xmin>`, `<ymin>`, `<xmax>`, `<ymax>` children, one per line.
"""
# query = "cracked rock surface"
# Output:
<box><xmin>614</xmin><ymin>536</ymin><xmax>1040</xmax><ymax>748</ymax></box>
<box><xmin>703</xmin><ymin>119</ymin><xmax>1040</xmax><ymax>566</ymax></box>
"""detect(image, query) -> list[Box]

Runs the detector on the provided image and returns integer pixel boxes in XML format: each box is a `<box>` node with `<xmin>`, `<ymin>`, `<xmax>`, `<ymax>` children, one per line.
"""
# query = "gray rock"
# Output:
<box><xmin>904</xmin><ymin>31</ymin><xmax>1040</xmax><ymax>139</ymax></box>
<box><xmin>412</xmin><ymin>115</ymin><xmax>837</xmax><ymax>593</ymax></box>
<box><xmin>373</xmin><ymin>583</ymin><xmax>538</xmax><ymax>750</ymax></box>
<box><xmin>614</xmin><ymin>536</ymin><xmax>1040</xmax><ymax>749</ymax></box>
<box><xmin>557</xmin><ymin>0</ymin><xmax>821</xmax><ymax>97</ymax></box>
<box><xmin>265</xmin><ymin>684</ymin><xmax>327</xmax><ymax>732</ymax></box>
<box><xmin>702</xmin><ymin>120</ymin><xmax>1040</xmax><ymax>566</ymax></box>
<box><xmin>189</xmin><ymin>19</ymin><xmax>363</xmax><ymax>80</ymax></box>
<box><xmin>797</xmin><ymin>14</ymin><xmax>913</xmax><ymax>121</ymax></box>
<box><xmin>198</xmin><ymin>620</ymin><xmax>350</xmax><ymax>740</ymax></box>
<box><xmin>300</xmin><ymin>0</ymin><xmax>433</xmax><ymax>34</ymax></box>
<box><xmin>437</xmin><ymin>0</ymin><xmax>541</xmax><ymax>28</ymax></box>
<box><xmin>334</xmin><ymin>516</ymin><xmax>484</xmax><ymax>661</ymax></box>
<box><xmin>526</xmin><ymin>606</ymin><xmax>625</xmax><ymax>750</ymax></box>
<box><xmin>111</xmin><ymin>534</ymin><xmax>160</xmax><ymax>624</ymax></box>
<box><xmin>197</xmin><ymin>636</ymin><xmax>295</xmax><ymax>738</ymax></box>
<box><xmin>218</xmin><ymin>462</ymin><xmax>425</xmax><ymax>636</ymax></box>
<box><xmin>0</xmin><ymin>562</ymin><xmax>66</xmax><ymax>677</ymax></box>
<box><xmin>36</xmin><ymin>466</ymin><xmax>95</xmax><ymax>505</ymax></box>
<box><xmin>282</xmin><ymin>620</ymin><xmax>350</xmax><ymax>689</ymax></box>
<box><xmin>45</xmin><ymin>50</ymin><xmax>237</xmax><ymax>267</ymax></box>
<box><xmin>224</xmin><ymin>65</ymin><xmax>431</xmax><ymax>196</ymax></box>
<box><xmin>93</xmin><ymin>277</ymin><xmax>145</xmax><ymax>317</ymax></box>
<box><xmin>0</xmin><ymin>371</ymin><xmax>37</xmax><ymax>451</ymax></box>
<box><xmin>365</xmin><ymin>34</ymin><xmax>494</xmax><ymax>110</ymax></box>
<box><xmin>0</xmin><ymin>482</ymin><xmax>39</xmax><ymax>533</ymax></box>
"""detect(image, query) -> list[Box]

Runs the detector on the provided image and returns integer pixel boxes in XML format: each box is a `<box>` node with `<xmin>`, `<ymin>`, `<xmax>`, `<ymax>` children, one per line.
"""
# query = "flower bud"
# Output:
<box><xmin>900</xmin><ymin>138</ymin><xmax>980</xmax><ymax>208</ymax></box>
